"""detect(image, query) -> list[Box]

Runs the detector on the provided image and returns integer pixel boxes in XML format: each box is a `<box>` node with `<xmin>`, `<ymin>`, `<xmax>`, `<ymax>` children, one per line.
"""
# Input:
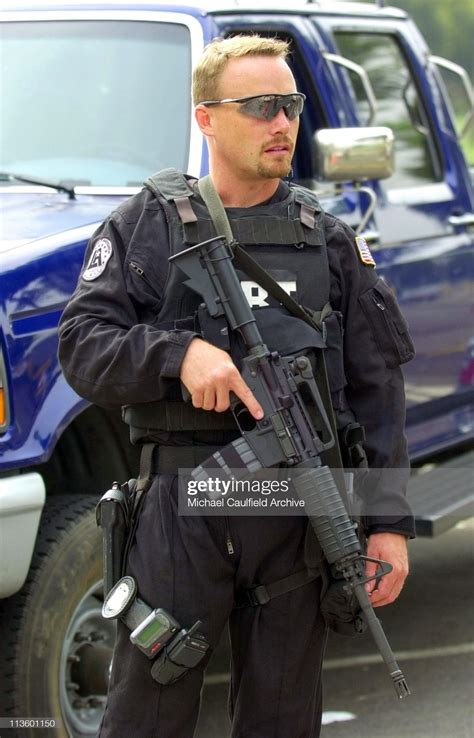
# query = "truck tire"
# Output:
<box><xmin>0</xmin><ymin>495</ymin><xmax>115</xmax><ymax>738</ymax></box>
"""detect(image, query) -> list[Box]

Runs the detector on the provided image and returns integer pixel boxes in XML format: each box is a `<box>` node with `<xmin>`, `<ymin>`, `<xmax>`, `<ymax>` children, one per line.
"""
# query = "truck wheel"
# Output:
<box><xmin>0</xmin><ymin>495</ymin><xmax>114</xmax><ymax>738</ymax></box>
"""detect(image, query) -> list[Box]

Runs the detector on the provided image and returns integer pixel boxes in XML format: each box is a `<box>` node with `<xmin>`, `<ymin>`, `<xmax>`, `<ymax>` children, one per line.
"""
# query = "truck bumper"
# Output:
<box><xmin>0</xmin><ymin>473</ymin><xmax>46</xmax><ymax>597</ymax></box>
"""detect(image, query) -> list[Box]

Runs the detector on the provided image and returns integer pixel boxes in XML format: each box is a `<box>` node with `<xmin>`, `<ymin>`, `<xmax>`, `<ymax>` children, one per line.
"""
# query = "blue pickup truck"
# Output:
<box><xmin>0</xmin><ymin>1</ymin><xmax>473</xmax><ymax>735</ymax></box>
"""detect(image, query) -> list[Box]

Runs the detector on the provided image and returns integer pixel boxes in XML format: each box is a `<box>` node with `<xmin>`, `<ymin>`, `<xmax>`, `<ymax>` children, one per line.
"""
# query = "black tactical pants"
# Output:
<box><xmin>98</xmin><ymin>474</ymin><xmax>327</xmax><ymax>738</ymax></box>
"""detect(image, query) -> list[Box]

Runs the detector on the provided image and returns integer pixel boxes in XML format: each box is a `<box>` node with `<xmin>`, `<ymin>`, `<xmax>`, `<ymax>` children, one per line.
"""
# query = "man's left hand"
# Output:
<box><xmin>364</xmin><ymin>532</ymin><xmax>409</xmax><ymax>608</ymax></box>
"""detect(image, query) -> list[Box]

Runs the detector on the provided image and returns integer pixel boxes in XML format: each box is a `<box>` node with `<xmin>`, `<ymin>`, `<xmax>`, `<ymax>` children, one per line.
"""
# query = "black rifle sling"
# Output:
<box><xmin>198</xmin><ymin>176</ymin><xmax>322</xmax><ymax>331</ymax></box>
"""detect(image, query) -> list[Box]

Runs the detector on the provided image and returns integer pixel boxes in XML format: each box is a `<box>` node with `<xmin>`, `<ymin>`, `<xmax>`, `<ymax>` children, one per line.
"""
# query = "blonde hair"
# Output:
<box><xmin>192</xmin><ymin>35</ymin><xmax>290</xmax><ymax>105</ymax></box>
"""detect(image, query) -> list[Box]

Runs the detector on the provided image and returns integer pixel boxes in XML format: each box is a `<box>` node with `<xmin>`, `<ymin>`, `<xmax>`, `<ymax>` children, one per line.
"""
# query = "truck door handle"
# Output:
<box><xmin>448</xmin><ymin>213</ymin><xmax>474</xmax><ymax>228</ymax></box>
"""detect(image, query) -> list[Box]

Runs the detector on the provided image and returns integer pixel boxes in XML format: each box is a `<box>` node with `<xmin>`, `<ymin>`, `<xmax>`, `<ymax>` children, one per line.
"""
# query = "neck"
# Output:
<box><xmin>208</xmin><ymin>167</ymin><xmax>280</xmax><ymax>207</ymax></box>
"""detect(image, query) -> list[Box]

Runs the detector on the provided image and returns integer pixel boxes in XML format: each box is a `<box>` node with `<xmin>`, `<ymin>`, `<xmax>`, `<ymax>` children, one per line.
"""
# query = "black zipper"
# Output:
<box><xmin>129</xmin><ymin>261</ymin><xmax>159</xmax><ymax>295</ymax></box>
<box><xmin>130</xmin><ymin>261</ymin><xmax>145</xmax><ymax>277</ymax></box>
<box><xmin>224</xmin><ymin>516</ymin><xmax>235</xmax><ymax>555</ymax></box>
<box><xmin>372</xmin><ymin>295</ymin><xmax>386</xmax><ymax>311</ymax></box>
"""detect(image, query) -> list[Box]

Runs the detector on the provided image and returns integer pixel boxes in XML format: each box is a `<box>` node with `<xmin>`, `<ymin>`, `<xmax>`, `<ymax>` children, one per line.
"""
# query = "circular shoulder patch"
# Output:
<box><xmin>82</xmin><ymin>238</ymin><xmax>113</xmax><ymax>281</ymax></box>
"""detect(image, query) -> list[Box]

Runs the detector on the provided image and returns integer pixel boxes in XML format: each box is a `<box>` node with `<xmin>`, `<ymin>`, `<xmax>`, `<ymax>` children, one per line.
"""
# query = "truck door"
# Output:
<box><xmin>310</xmin><ymin>16</ymin><xmax>474</xmax><ymax>457</ymax></box>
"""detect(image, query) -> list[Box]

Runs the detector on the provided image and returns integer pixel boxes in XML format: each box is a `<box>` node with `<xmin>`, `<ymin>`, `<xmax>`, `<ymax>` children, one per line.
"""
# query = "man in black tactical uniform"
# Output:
<box><xmin>58</xmin><ymin>35</ymin><xmax>415</xmax><ymax>738</ymax></box>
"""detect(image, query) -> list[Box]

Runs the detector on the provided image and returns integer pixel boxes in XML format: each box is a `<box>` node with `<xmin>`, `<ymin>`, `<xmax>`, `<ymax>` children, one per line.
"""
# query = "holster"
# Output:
<box><xmin>96</xmin><ymin>479</ymin><xmax>136</xmax><ymax>597</ymax></box>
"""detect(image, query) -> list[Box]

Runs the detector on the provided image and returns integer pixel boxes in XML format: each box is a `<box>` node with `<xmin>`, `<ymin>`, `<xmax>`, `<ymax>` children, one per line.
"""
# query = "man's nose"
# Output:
<box><xmin>269</xmin><ymin>107</ymin><xmax>291</xmax><ymax>133</ymax></box>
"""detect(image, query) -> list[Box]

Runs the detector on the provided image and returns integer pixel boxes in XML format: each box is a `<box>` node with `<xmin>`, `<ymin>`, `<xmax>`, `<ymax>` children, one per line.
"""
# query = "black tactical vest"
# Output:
<box><xmin>147</xmin><ymin>168</ymin><xmax>328</xmax><ymax>321</ymax></box>
<box><xmin>123</xmin><ymin>168</ymin><xmax>338</xmax><ymax>442</ymax></box>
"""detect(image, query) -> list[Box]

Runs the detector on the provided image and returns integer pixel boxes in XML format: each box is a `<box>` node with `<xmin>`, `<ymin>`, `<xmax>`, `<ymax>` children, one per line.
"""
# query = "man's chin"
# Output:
<box><xmin>258</xmin><ymin>161</ymin><xmax>292</xmax><ymax>179</ymax></box>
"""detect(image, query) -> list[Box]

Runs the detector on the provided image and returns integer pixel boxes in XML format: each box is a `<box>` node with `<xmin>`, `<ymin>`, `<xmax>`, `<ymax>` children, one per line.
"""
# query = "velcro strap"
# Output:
<box><xmin>299</xmin><ymin>202</ymin><xmax>316</xmax><ymax>229</ymax></box>
<box><xmin>175</xmin><ymin>196</ymin><xmax>198</xmax><ymax>224</ymax></box>
<box><xmin>234</xmin><ymin>569</ymin><xmax>319</xmax><ymax>609</ymax></box>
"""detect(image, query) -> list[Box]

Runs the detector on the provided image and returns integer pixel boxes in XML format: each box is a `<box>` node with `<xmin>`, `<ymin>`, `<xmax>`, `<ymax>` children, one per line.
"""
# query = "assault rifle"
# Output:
<box><xmin>170</xmin><ymin>235</ymin><xmax>410</xmax><ymax>699</ymax></box>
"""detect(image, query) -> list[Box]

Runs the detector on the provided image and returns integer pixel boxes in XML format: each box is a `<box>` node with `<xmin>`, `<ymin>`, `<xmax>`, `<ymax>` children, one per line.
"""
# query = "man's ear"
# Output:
<box><xmin>194</xmin><ymin>105</ymin><xmax>214</xmax><ymax>137</ymax></box>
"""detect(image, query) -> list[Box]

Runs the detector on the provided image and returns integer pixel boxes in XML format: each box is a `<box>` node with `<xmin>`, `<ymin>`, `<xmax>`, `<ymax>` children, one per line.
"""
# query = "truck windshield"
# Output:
<box><xmin>1</xmin><ymin>20</ymin><xmax>192</xmax><ymax>187</ymax></box>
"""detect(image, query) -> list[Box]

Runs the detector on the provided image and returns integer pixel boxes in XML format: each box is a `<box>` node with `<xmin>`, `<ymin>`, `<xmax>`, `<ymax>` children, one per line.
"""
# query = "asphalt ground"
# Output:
<box><xmin>195</xmin><ymin>518</ymin><xmax>474</xmax><ymax>738</ymax></box>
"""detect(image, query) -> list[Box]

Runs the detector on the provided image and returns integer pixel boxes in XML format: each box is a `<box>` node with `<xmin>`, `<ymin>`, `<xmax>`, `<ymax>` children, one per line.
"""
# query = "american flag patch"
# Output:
<box><xmin>355</xmin><ymin>236</ymin><xmax>376</xmax><ymax>266</ymax></box>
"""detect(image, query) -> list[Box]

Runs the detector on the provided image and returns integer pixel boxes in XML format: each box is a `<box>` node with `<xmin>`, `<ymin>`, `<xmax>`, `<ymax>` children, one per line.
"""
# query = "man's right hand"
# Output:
<box><xmin>180</xmin><ymin>338</ymin><xmax>264</xmax><ymax>420</ymax></box>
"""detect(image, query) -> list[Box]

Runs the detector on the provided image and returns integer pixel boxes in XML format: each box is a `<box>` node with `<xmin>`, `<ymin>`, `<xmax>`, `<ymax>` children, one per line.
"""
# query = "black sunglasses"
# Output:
<box><xmin>200</xmin><ymin>93</ymin><xmax>306</xmax><ymax>121</ymax></box>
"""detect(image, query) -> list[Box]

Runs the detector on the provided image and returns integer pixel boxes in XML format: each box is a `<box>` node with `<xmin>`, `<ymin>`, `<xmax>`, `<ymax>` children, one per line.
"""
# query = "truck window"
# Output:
<box><xmin>433</xmin><ymin>61</ymin><xmax>474</xmax><ymax>166</ymax></box>
<box><xmin>1</xmin><ymin>20</ymin><xmax>192</xmax><ymax>187</ymax></box>
<box><xmin>334</xmin><ymin>32</ymin><xmax>440</xmax><ymax>189</ymax></box>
